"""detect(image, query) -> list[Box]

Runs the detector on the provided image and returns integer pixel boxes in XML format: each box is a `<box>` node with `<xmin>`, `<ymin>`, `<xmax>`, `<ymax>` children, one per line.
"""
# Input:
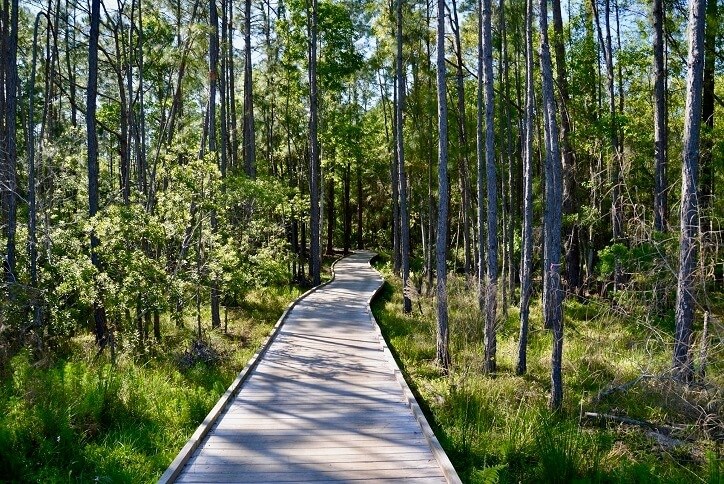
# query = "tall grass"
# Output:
<box><xmin>0</xmin><ymin>284</ymin><xmax>300</xmax><ymax>483</ymax></box>
<box><xmin>372</xmin><ymin>260</ymin><xmax>723</xmax><ymax>483</ymax></box>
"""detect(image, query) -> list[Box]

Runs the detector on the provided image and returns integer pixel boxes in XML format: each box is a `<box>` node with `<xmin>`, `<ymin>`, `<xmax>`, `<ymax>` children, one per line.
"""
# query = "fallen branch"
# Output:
<box><xmin>593</xmin><ymin>374</ymin><xmax>655</xmax><ymax>403</ymax></box>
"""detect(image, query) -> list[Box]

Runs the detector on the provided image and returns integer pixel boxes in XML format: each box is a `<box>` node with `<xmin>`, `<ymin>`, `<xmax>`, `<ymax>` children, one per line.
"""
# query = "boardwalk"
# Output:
<box><xmin>164</xmin><ymin>251</ymin><xmax>459</xmax><ymax>483</ymax></box>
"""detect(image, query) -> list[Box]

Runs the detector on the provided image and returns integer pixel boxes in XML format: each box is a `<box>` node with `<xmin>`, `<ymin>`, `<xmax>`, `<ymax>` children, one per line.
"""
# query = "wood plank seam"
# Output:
<box><xmin>158</xmin><ymin>257</ymin><xmax>344</xmax><ymax>484</ymax></box>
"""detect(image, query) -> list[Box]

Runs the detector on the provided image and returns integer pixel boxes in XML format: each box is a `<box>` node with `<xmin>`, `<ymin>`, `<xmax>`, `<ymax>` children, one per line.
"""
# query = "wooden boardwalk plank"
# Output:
<box><xmin>163</xmin><ymin>251</ymin><xmax>460</xmax><ymax>483</ymax></box>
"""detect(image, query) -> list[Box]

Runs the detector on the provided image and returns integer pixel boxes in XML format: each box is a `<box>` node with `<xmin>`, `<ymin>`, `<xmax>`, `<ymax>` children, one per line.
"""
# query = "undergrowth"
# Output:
<box><xmin>372</xmin><ymin>258</ymin><xmax>723</xmax><ymax>483</ymax></box>
<box><xmin>0</xmin><ymin>285</ymin><xmax>300</xmax><ymax>483</ymax></box>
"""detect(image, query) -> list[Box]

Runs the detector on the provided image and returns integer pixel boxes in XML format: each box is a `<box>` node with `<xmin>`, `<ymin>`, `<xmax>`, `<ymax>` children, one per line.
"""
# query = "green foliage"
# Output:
<box><xmin>0</xmin><ymin>283</ymin><xmax>300</xmax><ymax>482</ymax></box>
<box><xmin>372</xmin><ymin>262</ymin><xmax>720</xmax><ymax>483</ymax></box>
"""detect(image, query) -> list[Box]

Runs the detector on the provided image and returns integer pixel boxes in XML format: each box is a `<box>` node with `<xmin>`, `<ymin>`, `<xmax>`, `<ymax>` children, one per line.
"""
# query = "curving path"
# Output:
<box><xmin>164</xmin><ymin>251</ymin><xmax>460</xmax><ymax>483</ymax></box>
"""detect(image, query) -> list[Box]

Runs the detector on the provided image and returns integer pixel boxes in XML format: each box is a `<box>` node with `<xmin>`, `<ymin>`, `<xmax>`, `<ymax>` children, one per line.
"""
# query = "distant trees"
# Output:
<box><xmin>0</xmin><ymin>0</ymin><xmax>719</xmax><ymax>408</ymax></box>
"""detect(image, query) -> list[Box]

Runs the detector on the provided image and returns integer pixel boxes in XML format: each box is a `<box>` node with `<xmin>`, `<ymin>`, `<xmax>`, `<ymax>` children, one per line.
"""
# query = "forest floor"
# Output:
<box><xmin>372</xmin><ymin>256</ymin><xmax>723</xmax><ymax>483</ymax></box>
<box><xmin>0</xmin><ymin>256</ymin><xmax>336</xmax><ymax>483</ymax></box>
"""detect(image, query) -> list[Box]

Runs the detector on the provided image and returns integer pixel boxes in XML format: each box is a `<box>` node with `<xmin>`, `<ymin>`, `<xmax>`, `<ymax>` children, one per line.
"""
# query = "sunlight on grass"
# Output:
<box><xmin>372</xmin><ymin>258</ymin><xmax>723</xmax><ymax>483</ymax></box>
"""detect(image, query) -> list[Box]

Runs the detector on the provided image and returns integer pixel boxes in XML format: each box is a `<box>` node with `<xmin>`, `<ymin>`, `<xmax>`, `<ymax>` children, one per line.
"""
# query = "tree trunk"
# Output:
<box><xmin>516</xmin><ymin>0</ymin><xmax>534</xmax><ymax>376</ymax></box>
<box><xmin>435</xmin><ymin>0</ymin><xmax>450</xmax><ymax>372</ymax></box>
<box><xmin>344</xmin><ymin>161</ymin><xmax>351</xmax><ymax>254</ymax></box>
<box><xmin>450</xmin><ymin>0</ymin><xmax>472</xmax><ymax>276</ymax></box>
<box><xmin>326</xmin><ymin>165</ymin><xmax>335</xmax><ymax>255</ymax></box>
<box><xmin>552</xmin><ymin>0</ymin><xmax>580</xmax><ymax>293</ymax></box>
<box><xmin>700</xmin><ymin>0</ymin><xmax>716</xmax><ymax>217</ymax></box>
<box><xmin>356</xmin><ymin>160</ymin><xmax>363</xmax><ymax>249</ymax></box>
<box><xmin>2</xmin><ymin>0</ymin><xmax>18</xmax><ymax>286</ymax></box>
<box><xmin>209</xmin><ymin>0</ymin><xmax>222</xmax><ymax>329</ymax></box>
<box><xmin>87</xmin><ymin>0</ymin><xmax>109</xmax><ymax>348</ymax></box>
<box><xmin>309</xmin><ymin>0</ymin><xmax>321</xmax><ymax>286</ymax></box>
<box><xmin>243</xmin><ymin>0</ymin><xmax>256</xmax><ymax>178</ymax></box>
<box><xmin>673</xmin><ymin>0</ymin><xmax>706</xmax><ymax>382</ymax></box>
<box><xmin>539</xmin><ymin>0</ymin><xmax>564</xmax><ymax>410</ymax></box>
<box><xmin>396</xmin><ymin>0</ymin><xmax>412</xmax><ymax>313</ymax></box>
<box><xmin>482</xmin><ymin>0</ymin><xmax>498</xmax><ymax>374</ymax></box>
<box><xmin>653</xmin><ymin>0</ymin><xmax>667</xmax><ymax>232</ymax></box>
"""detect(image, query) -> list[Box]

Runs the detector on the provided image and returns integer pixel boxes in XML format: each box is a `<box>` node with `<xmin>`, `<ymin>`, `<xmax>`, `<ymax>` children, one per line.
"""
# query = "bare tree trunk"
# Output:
<box><xmin>356</xmin><ymin>160</ymin><xmax>363</xmax><ymax>249</ymax></box>
<box><xmin>482</xmin><ymin>0</ymin><xmax>498</xmax><ymax>374</ymax></box>
<box><xmin>450</xmin><ymin>0</ymin><xmax>472</xmax><ymax>276</ymax></box>
<box><xmin>516</xmin><ymin>0</ymin><xmax>534</xmax><ymax>376</ymax></box>
<box><xmin>653</xmin><ymin>0</ymin><xmax>667</xmax><ymax>232</ymax></box>
<box><xmin>344</xmin><ymin>161</ymin><xmax>351</xmax><ymax>254</ymax></box>
<box><xmin>87</xmin><ymin>0</ymin><xmax>109</xmax><ymax>348</ymax></box>
<box><xmin>2</xmin><ymin>0</ymin><xmax>18</xmax><ymax>286</ymax></box>
<box><xmin>209</xmin><ymin>0</ymin><xmax>222</xmax><ymax>329</ymax></box>
<box><xmin>539</xmin><ymin>0</ymin><xmax>564</xmax><ymax>410</ymax></box>
<box><xmin>435</xmin><ymin>0</ymin><xmax>450</xmax><ymax>372</ymax></box>
<box><xmin>700</xmin><ymin>0</ymin><xmax>716</xmax><ymax>218</ymax></box>
<box><xmin>243</xmin><ymin>0</ymin><xmax>256</xmax><ymax>178</ymax></box>
<box><xmin>552</xmin><ymin>0</ymin><xmax>580</xmax><ymax>293</ymax></box>
<box><xmin>673</xmin><ymin>0</ymin><xmax>706</xmax><ymax>382</ymax></box>
<box><xmin>396</xmin><ymin>0</ymin><xmax>411</xmax><ymax>313</ymax></box>
<box><xmin>309</xmin><ymin>0</ymin><xmax>321</xmax><ymax>286</ymax></box>
<box><xmin>326</xmin><ymin>163</ymin><xmax>335</xmax><ymax>255</ymax></box>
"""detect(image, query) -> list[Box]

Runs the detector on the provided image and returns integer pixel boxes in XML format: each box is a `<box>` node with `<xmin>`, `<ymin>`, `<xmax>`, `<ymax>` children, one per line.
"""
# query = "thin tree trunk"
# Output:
<box><xmin>673</xmin><ymin>0</ymin><xmax>706</xmax><ymax>382</ymax></box>
<box><xmin>396</xmin><ymin>0</ymin><xmax>411</xmax><ymax>313</ymax></box>
<box><xmin>552</xmin><ymin>0</ymin><xmax>580</xmax><ymax>293</ymax></box>
<box><xmin>209</xmin><ymin>0</ymin><xmax>222</xmax><ymax>329</ymax></box>
<box><xmin>326</xmin><ymin>164</ymin><xmax>335</xmax><ymax>255</ymax></box>
<box><xmin>539</xmin><ymin>0</ymin><xmax>564</xmax><ymax>410</ymax></box>
<box><xmin>516</xmin><ymin>0</ymin><xmax>534</xmax><ymax>376</ymax></box>
<box><xmin>653</xmin><ymin>0</ymin><xmax>667</xmax><ymax>232</ymax></box>
<box><xmin>344</xmin><ymin>161</ymin><xmax>351</xmax><ymax>254</ymax></box>
<box><xmin>450</xmin><ymin>0</ymin><xmax>472</xmax><ymax>276</ymax></box>
<box><xmin>87</xmin><ymin>0</ymin><xmax>108</xmax><ymax>348</ymax></box>
<box><xmin>309</xmin><ymin>0</ymin><xmax>321</xmax><ymax>286</ymax></box>
<box><xmin>435</xmin><ymin>0</ymin><xmax>450</xmax><ymax>372</ymax></box>
<box><xmin>482</xmin><ymin>0</ymin><xmax>498</xmax><ymax>374</ymax></box>
<box><xmin>243</xmin><ymin>0</ymin><xmax>256</xmax><ymax>178</ymax></box>
<box><xmin>2</xmin><ymin>0</ymin><xmax>18</xmax><ymax>286</ymax></box>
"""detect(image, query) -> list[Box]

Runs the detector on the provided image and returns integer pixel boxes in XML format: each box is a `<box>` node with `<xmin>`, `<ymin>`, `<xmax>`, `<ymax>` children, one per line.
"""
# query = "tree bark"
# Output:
<box><xmin>539</xmin><ymin>0</ymin><xmax>564</xmax><ymax>410</ymax></box>
<box><xmin>482</xmin><ymin>0</ymin><xmax>498</xmax><ymax>374</ymax></box>
<box><xmin>673</xmin><ymin>0</ymin><xmax>706</xmax><ymax>382</ymax></box>
<box><xmin>552</xmin><ymin>0</ymin><xmax>580</xmax><ymax>293</ymax></box>
<box><xmin>243</xmin><ymin>0</ymin><xmax>256</xmax><ymax>178</ymax></box>
<box><xmin>2</xmin><ymin>0</ymin><xmax>18</xmax><ymax>285</ymax></box>
<box><xmin>516</xmin><ymin>0</ymin><xmax>534</xmax><ymax>376</ymax></box>
<box><xmin>87</xmin><ymin>0</ymin><xmax>109</xmax><ymax>348</ymax></box>
<box><xmin>435</xmin><ymin>0</ymin><xmax>450</xmax><ymax>372</ymax></box>
<box><xmin>209</xmin><ymin>0</ymin><xmax>222</xmax><ymax>329</ymax></box>
<box><xmin>309</xmin><ymin>0</ymin><xmax>321</xmax><ymax>285</ymax></box>
<box><xmin>396</xmin><ymin>0</ymin><xmax>412</xmax><ymax>313</ymax></box>
<box><xmin>653</xmin><ymin>0</ymin><xmax>667</xmax><ymax>232</ymax></box>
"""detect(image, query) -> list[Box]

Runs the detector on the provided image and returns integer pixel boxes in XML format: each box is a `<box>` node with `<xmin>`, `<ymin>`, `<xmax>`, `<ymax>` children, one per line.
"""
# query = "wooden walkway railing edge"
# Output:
<box><xmin>157</xmin><ymin>256</ymin><xmax>344</xmax><ymax>484</ymax></box>
<box><xmin>365</xmin><ymin>257</ymin><xmax>463</xmax><ymax>484</ymax></box>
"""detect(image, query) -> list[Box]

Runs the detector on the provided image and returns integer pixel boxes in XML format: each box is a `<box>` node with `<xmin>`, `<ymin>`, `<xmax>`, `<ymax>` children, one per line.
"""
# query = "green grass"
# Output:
<box><xmin>0</xmin><ymin>284</ymin><xmax>303</xmax><ymax>483</ymax></box>
<box><xmin>372</xmin><ymin>257</ymin><xmax>723</xmax><ymax>483</ymax></box>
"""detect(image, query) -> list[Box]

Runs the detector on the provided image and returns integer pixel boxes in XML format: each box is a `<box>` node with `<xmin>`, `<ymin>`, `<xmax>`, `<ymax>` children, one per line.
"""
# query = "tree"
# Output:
<box><xmin>673</xmin><ymin>0</ymin><xmax>706</xmax><ymax>382</ymax></box>
<box><xmin>435</xmin><ymin>0</ymin><xmax>450</xmax><ymax>372</ymax></box>
<box><xmin>87</xmin><ymin>0</ymin><xmax>109</xmax><ymax>348</ymax></box>
<box><xmin>2</xmin><ymin>0</ymin><xmax>18</xmax><ymax>287</ymax></box>
<box><xmin>653</xmin><ymin>0</ymin><xmax>667</xmax><ymax>232</ymax></box>
<box><xmin>539</xmin><ymin>0</ymin><xmax>564</xmax><ymax>410</ymax></box>
<box><xmin>244</xmin><ymin>0</ymin><xmax>256</xmax><ymax>178</ymax></box>
<box><xmin>516</xmin><ymin>0</ymin><xmax>534</xmax><ymax>376</ymax></box>
<box><xmin>396</xmin><ymin>0</ymin><xmax>411</xmax><ymax>314</ymax></box>
<box><xmin>481</xmin><ymin>0</ymin><xmax>497</xmax><ymax>374</ymax></box>
<box><xmin>309</xmin><ymin>0</ymin><xmax>321</xmax><ymax>286</ymax></box>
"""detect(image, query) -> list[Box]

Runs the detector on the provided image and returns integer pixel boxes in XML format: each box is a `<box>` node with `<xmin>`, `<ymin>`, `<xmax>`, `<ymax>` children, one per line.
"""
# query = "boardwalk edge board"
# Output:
<box><xmin>158</xmin><ymin>257</ymin><xmax>343</xmax><ymax>484</ymax></box>
<box><xmin>366</xmin><ymin>255</ymin><xmax>463</xmax><ymax>484</ymax></box>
